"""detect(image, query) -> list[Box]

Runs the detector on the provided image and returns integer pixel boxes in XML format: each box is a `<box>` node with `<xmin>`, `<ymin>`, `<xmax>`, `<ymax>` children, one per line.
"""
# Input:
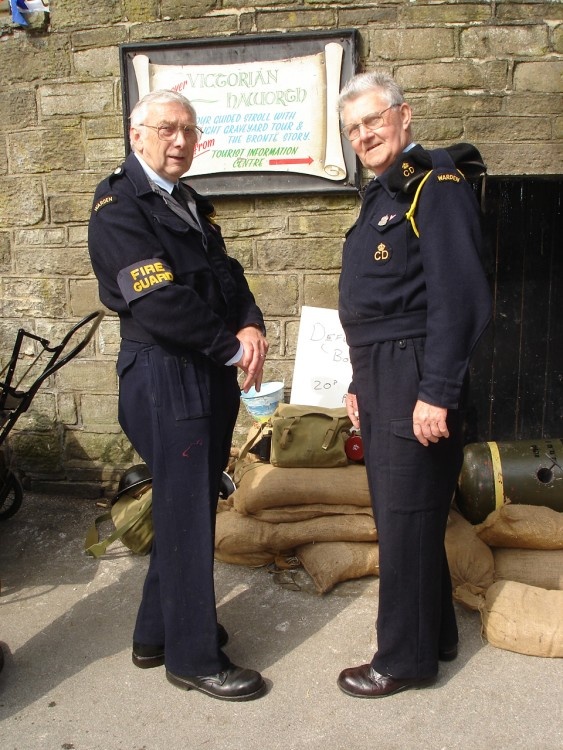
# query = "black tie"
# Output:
<box><xmin>172</xmin><ymin>184</ymin><xmax>187</xmax><ymax>209</ymax></box>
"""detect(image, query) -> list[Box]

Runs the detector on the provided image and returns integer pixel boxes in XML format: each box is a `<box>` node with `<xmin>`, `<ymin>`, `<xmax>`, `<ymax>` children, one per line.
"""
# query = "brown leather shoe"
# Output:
<box><xmin>132</xmin><ymin>624</ymin><xmax>229</xmax><ymax>669</ymax></box>
<box><xmin>337</xmin><ymin>663</ymin><xmax>435</xmax><ymax>698</ymax></box>
<box><xmin>166</xmin><ymin>664</ymin><xmax>266</xmax><ymax>701</ymax></box>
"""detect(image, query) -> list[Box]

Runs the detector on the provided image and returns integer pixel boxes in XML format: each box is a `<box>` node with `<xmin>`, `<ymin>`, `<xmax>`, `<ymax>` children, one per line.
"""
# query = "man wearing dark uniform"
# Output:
<box><xmin>336</xmin><ymin>72</ymin><xmax>492</xmax><ymax>698</ymax></box>
<box><xmin>88</xmin><ymin>90</ymin><xmax>268</xmax><ymax>701</ymax></box>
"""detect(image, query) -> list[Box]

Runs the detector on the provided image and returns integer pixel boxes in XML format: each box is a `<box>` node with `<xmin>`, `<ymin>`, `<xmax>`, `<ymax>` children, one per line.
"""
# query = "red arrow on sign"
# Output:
<box><xmin>269</xmin><ymin>157</ymin><xmax>314</xmax><ymax>166</ymax></box>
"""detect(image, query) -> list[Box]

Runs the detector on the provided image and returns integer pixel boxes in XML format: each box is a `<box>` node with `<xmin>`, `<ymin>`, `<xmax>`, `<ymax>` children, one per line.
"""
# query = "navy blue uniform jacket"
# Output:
<box><xmin>88</xmin><ymin>152</ymin><xmax>264</xmax><ymax>363</ymax></box>
<box><xmin>339</xmin><ymin>151</ymin><xmax>492</xmax><ymax>410</ymax></box>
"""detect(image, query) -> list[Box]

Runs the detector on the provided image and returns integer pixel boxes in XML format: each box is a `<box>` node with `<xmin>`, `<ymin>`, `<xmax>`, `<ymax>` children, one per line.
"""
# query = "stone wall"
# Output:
<box><xmin>0</xmin><ymin>1</ymin><xmax>561</xmax><ymax>496</ymax></box>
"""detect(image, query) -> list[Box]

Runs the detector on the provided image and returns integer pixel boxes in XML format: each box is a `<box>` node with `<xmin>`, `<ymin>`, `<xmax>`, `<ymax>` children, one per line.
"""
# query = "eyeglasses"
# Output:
<box><xmin>341</xmin><ymin>105</ymin><xmax>399</xmax><ymax>141</ymax></box>
<box><xmin>139</xmin><ymin>123</ymin><xmax>203</xmax><ymax>141</ymax></box>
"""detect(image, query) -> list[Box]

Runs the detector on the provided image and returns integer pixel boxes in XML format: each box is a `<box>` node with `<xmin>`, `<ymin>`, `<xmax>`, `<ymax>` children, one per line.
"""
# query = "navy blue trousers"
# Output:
<box><xmin>350</xmin><ymin>337</ymin><xmax>461</xmax><ymax>680</ymax></box>
<box><xmin>116</xmin><ymin>340</ymin><xmax>240</xmax><ymax>676</ymax></box>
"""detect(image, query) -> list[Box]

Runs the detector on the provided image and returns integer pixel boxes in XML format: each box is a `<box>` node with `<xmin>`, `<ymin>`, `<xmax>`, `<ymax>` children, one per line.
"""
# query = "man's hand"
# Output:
<box><xmin>345</xmin><ymin>393</ymin><xmax>360</xmax><ymax>429</ymax></box>
<box><xmin>413</xmin><ymin>400</ymin><xmax>449</xmax><ymax>446</ymax></box>
<box><xmin>235</xmin><ymin>325</ymin><xmax>269</xmax><ymax>393</ymax></box>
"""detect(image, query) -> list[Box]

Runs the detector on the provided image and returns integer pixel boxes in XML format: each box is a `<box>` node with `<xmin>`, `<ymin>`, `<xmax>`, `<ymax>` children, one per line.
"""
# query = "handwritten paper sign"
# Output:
<box><xmin>131</xmin><ymin>43</ymin><xmax>346</xmax><ymax>182</ymax></box>
<box><xmin>290</xmin><ymin>306</ymin><xmax>352</xmax><ymax>408</ymax></box>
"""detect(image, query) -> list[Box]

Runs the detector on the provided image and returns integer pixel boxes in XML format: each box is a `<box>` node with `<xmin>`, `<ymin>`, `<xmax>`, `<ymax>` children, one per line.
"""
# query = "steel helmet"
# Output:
<box><xmin>113</xmin><ymin>463</ymin><xmax>152</xmax><ymax>503</ymax></box>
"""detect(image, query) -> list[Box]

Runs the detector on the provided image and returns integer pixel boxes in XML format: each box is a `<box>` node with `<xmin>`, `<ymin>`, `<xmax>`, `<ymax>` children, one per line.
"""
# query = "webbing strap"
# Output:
<box><xmin>405</xmin><ymin>168</ymin><xmax>466</xmax><ymax>237</ymax></box>
<box><xmin>405</xmin><ymin>170</ymin><xmax>434</xmax><ymax>238</ymax></box>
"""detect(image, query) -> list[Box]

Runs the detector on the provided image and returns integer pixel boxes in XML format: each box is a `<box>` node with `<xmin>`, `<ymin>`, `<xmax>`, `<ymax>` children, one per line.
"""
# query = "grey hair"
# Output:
<box><xmin>129</xmin><ymin>89</ymin><xmax>198</xmax><ymax>127</ymax></box>
<box><xmin>337</xmin><ymin>72</ymin><xmax>405</xmax><ymax>118</ymax></box>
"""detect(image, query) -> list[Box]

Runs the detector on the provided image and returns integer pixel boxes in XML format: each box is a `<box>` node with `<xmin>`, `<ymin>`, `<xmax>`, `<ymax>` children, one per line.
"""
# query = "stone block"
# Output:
<box><xmin>10</xmin><ymin>429</ymin><xmax>64</xmax><ymax>474</ymax></box>
<box><xmin>503</xmin><ymin>93</ymin><xmax>563</xmax><ymax>116</ymax></box>
<box><xmin>480</xmin><ymin>142</ymin><xmax>563</xmax><ymax>176</ymax></box>
<box><xmin>8</xmin><ymin>126</ymin><xmax>85</xmax><ymax>173</ymax></box>
<box><xmin>63</xmin><ymin>430</ymin><xmax>134</xmax><ymax>465</ymax></box>
<box><xmin>122</xmin><ymin>0</ymin><xmax>159</xmax><ymax>23</ymax></box>
<box><xmin>49</xmin><ymin>194</ymin><xmax>92</xmax><ymax>224</ymax></box>
<box><xmin>247</xmin><ymin>274</ymin><xmax>299</xmax><ymax>316</ymax></box>
<box><xmin>0</xmin><ymin>35</ymin><xmax>71</xmax><ymax>85</ymax></box>
<box><xmin>14</xmin><ymin>228</ymin><xmax>66</xmax><ymax>247</ymax></box>
<box><xmin>49</xmin><ymin>0</ymin><xmax>121</xmax><ymax>30</ymax></box>
<box><xmin>461</xmin><ymin>25</ymin><xmax>549</xmax><ymax>58</ymax></box>
<box><xmin>71</xmin><ymin>25</ymin><xmax>128</xmax><ymax>50</ymax></box>
<box><xmin>0</xmin><ymin>178</ymin><xmax>44</xmax><ymax>227</ymax></box>
<box><xmin>411</xmin><ymin>117</ymin><xmax>463</xmax><ymax>142</ymax></box>
<box><xmin>257</xmin><ymin>238</ymin><xmax>343</xmax><ymax>271</ymax></box>
<box><xmin>73</xmin><ymin>47</ymin><xmax>121</xmax><ymax>78</ymax></box>
<box><xmin>69</xmin><ymin>280</ymin><xmax>105</xmax><ymax>318</ymax></box>
<box><xmin>287</xmin><ymin>212</ymin><xmax>355</xmax><ymax>237</ymax></box>
<box><xmin>85</xmin><ymin>138</ymin><xmax>127</xmax><ymax>168</ymax></box>
<box><xmin>0</xmin><ymin>90</ymin><xmax>37</xmax><ymax>129</ymax></box>
<box><xmin>85</xmin><ymin>117</ymin><xmax>124</xmax><ymax>140</ymax></box>
<box><xmin>81</xmin><ymin>394</ymin><xmax>119</xmax><ymax>427</ymax></box>
<box><xmin>227</xmin><ymin>239</ymin><xmax>253</xmax><ymax>270</ymax></box>
<box><xmin>0</xmin><ymin>231</ymin><xmax>10</xmax><ymax>271</ymax></box>
<box><xmin>128</xmin><ymin>16</ymin><xmax>236</xmax><ymax>42</ymax></box>
<box><xmin>514</xmin><ymin>61</ymin><xmax>563</xmax><ymax>93</ymax></box>
<box><xmin>58</xmin><ymin>393</ymin><xmax>78</xmax><ymax>425</ymax></box>
<box><xmin>403</xmin><ymin>3</ymin><xmax>491</xmax><ymax>24</ymax></box>
<box><xmin>428</xmin><ymin>94</ymin><xmax>503</xmax><ymax>117</ymax></box>
<box><xmin>2</xmin><ymin>278</ymin><xmax>67</xmax><ymax>318</ymax></box>
<box><xmin>161</xmin><ymin>0</ymin><xmax>216</xmax><ymax>15</ymax></box>
<box><xmin>39</xmin><ymin>82</ymin><xmax>114</xmax><ymax>117</ymax></box>
<box><xmin>398</xmin><ymin>62</ymin><xmax>485</xmax><ymax>92</ymax></box>
<box><xmin>256</xmin><ymin>9</ymin><xmax>336</xmax><ymax>32</ymax></box>
<box><xmin>55</xmin><ymin>360</ymin><xmax>117</xmax><ymax>394</ymax></box>
<box><xmin>303</xmin><ymin>274</ymin><xmax>340</xmax><ymax>311</ymax></box>
<box><xmin>96</xmin><ymin>317</ymin><xmax>122</xmax><ymax>357</ymax></box>
<box><xmin>466</xmin><ymin>116</ymin><xmax>551</xmax><ymax>142</ymax></box>
<box><xmin>222</xmin><ymin>215</ymin><xmax>286</xmax><ymax>238</ymax></box>
<box><xmin>371</xmin><ymin>28</ymin><xmax>455</xmax><ymax>61</ymax></box>
<box><xmin>14</xmin><ymin>245</ymin><xmax>91</xmax><ymax>277</ymax></box>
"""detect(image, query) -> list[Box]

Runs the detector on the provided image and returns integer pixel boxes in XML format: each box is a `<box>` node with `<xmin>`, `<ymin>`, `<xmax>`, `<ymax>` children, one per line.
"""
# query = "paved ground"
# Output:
<box><xmin>0</xmin><ymin>491</ymin><xmax>561</xmax><ymax>750</ymax></box>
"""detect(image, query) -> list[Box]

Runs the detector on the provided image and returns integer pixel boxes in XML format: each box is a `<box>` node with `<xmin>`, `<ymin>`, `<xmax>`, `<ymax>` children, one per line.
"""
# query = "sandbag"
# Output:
<box><xmin>214</xmin><ymin>508</ymin><xmax>376</xmax><ymax>562</ymax></box>
<box><xmin>493</xmin><ymin>548</ymin><xmax>563</xmax><ymax>590</ymax></box>
<box><xmin>481</xmin><ymin>580</ymin><xmax>563</xmax><ymax>658</ymax></box>
<box><xmin>445</xmin><ymin>509</ymin><xmax>495</xmax><ymax>610</ymax></box>
<box><xmin>233</xmin><ymin>463</ymin><xmax>371</xmax><ymax>515</ymax></box>
<box><xmin>296</xmin><ymin>541</ymin><xmax>379</xmax><ymax>594</ymax></box>
<box><xmin>475</xmin><ymin>504</ymin><xmax>563</xmax><ymax>549</ymax></box>
<box><xmin>214</xmin><ymin>548</ymin><xmax>276</xmax><ymax>567</ymax></box>
<box><xmin>248</xmin><ymin>503</ymin><xmax>373</xmax><ymax>523</ymax></box>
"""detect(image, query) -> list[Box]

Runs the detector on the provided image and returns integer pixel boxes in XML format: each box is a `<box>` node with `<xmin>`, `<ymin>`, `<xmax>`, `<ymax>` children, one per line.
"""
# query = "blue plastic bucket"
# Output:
<box><xmin>240</xmin><ymin>381</ymin><xmax>284</xmax><ymax>422</ymax></box>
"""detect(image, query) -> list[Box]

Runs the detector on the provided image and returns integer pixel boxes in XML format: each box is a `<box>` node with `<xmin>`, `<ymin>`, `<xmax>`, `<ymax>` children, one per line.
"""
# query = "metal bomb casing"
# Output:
<box><xmin>456</xmin><ymin>439</ymin><xmax>563</xmax><ymax>524</ymax></box>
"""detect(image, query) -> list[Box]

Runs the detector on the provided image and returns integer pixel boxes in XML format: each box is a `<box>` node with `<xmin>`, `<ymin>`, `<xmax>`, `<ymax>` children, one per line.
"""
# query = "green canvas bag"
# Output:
<box><xmin>269</xmin><ymin>404</ymin><xmax>352</xmax><ymax>468</ymax></box>
<box><xmin>84</xmin><ymin>485</ymin><xmax>153</xmax><ymax>558</ymax></box>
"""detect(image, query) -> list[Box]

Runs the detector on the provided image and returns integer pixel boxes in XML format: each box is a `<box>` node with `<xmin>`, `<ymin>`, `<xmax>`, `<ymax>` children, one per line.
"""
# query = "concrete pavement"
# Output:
<box><xmin>0</xmin><ymin>491</ymin><xmax>561</xmax><ymax>750</ymax></box>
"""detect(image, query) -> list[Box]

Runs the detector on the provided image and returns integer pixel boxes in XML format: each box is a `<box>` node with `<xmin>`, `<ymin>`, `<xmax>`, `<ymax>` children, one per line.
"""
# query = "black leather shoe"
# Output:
<box><xmin>132</xmin><ymin>624</ymin><xmax>229</xmax><ymax>669</ymax></box>
<box><xmin>166</xmin><ymin>664</ymin><xmax>266</xmax><ymax>701</ymax></box>
<box><xmin>439</xmin><ymin>644</ymin><xmax>458</xmax><ymax>661</ymax></box>
<box><xmin>337</xmin><ymin>664</ymin><xmax>435</xmax><ymax>699</ymax></box>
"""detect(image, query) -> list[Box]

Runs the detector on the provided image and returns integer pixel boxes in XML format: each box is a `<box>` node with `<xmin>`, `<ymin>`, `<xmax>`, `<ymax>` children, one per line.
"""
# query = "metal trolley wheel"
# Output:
<box><xmin>0</xmin><ymin>470</ymin><xmax>24</xmax><ymax>520</ymax></box>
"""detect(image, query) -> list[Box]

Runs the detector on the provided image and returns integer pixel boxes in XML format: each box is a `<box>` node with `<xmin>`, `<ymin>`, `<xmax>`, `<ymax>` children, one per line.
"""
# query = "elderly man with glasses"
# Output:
<box><xmin>88</xmin><ymin>90</ymin><xmax>268</xmax><ymax>701</ymax></box>
<box><xmin>336</xmin><ymin>72</ymin><xmax>492</xmax><ymax>698</ymax></box>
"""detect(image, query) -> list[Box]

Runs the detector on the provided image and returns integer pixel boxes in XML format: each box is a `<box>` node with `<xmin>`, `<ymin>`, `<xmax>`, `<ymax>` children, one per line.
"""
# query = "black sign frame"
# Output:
<box><xmin>120</xmin><ymin>29</ymin><xmax>359</xmax><ymax>197</ymax></box>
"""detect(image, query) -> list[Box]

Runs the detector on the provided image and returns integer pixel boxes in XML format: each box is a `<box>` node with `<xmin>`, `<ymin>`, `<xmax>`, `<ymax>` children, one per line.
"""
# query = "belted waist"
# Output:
<box><xmin>342</xmin><ymin>310</ymin><xmax>427</xmax><ymax>347</ymax></box>
<box><xmin>119</xmin><ymin>316</ymin><xmax>159</xmax><ymax>345</ymax></box>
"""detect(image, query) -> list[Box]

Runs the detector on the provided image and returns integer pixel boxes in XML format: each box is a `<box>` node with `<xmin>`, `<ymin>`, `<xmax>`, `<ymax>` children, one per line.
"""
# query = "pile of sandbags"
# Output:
<box><xmin>215</xmin><ymin>463</ymin><xmax>378</xmax><ymax>587</ymax></box>
<box><xmin>215</xmin><ymin>461</ymin><xmax>495</xmax><ymax>600</ymax></box>
<box><xmin>473</xmin><ymin>504</ymin><xmax>563</xmax><ymax>658</ymax></box>
<box><xmin>216</xmin><ymin>453</ymin><xmax>563</xmax><ymax>658</ymax></box>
